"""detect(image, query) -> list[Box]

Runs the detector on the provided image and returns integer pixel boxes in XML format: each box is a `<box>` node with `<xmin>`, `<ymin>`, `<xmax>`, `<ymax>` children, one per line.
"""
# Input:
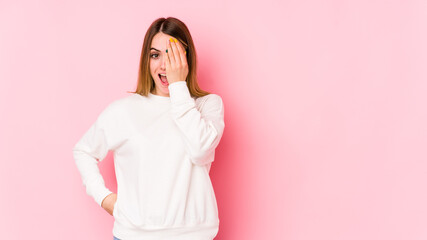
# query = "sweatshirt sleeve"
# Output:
<box><xmin>168</xmin><ymin>81</ymin><xmax>225</xmax><ymax>166</ymax></box>
<box><xmin>72</xmin><ymin>103</ymin><xmax>116</xmax><ymax>207</ymax></box>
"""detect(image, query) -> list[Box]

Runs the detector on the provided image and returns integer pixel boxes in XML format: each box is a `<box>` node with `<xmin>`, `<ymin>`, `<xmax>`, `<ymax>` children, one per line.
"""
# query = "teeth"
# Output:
<box><xmin>160</xmin><ymin>73</ymin><xmax>166</xmax><ymax>76</ymax></box>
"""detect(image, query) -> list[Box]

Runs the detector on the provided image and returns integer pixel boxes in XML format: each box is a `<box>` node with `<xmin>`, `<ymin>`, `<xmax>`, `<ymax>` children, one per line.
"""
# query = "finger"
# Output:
<box><xmin>170</xmin><ymin>38</ymin><xmax>182</xmax><ymax>66</ymax></box>
<box><xmin>165</xmin><ymin>48</ymin><xmax>171</xmax><ymax>72</ymax></box>
<box><xmin>167</xmin><ymin>38</ymin><xmax>176</xmax><ymax>66</ymax></box>
<box><xmin>165</xmin><ymin>46</ymin><xmax>171</xmax><ymax>74</ymax></box>
<box><xmin>174</xmin><ymin>38</ymin><xmax>187</xmax><ymax>65</ymax></box>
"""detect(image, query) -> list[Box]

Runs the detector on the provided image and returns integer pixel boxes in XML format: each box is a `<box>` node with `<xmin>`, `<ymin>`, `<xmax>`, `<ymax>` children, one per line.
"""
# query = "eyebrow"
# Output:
<box><xmin>150</xmin><ymin>48</ymin><xmax>161</xmax><ymax>52</ymax></box>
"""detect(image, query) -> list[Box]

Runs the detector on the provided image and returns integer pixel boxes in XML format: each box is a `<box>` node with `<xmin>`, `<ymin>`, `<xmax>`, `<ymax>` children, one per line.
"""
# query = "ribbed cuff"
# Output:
<box><xmin>168</xmin><ymin>81</ymin><xmax>193</xmax><ymax>103</ymax></box>
<box><xmin>94</xmin><ymin>187</ymin><xmax>113</xmax><ymax>207</ymax></box>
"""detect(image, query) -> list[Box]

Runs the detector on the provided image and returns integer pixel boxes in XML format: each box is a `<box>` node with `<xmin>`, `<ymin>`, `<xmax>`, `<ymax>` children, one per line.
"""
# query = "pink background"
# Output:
<box><xmin>1</xmin><ymin>0</ymin><xmax>426</xmax><ymax>239</ymax></box>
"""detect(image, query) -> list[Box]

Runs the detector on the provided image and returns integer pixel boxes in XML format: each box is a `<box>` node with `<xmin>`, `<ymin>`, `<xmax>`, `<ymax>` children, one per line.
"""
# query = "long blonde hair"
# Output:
<box><xmin>128</xmin><ymin>17</ymin><xmax>211</xmax><ymax>98</ymax></box>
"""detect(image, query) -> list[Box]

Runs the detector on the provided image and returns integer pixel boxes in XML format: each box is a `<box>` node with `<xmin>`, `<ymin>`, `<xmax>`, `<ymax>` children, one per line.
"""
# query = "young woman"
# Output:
<box><xmin>73</xmin><ymin>17</ymin><xmax>225</xmax><ymax>240</ymax></box>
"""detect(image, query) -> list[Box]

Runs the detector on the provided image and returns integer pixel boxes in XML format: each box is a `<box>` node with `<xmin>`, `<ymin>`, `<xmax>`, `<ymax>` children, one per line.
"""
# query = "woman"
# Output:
<box><xmin>73</xmin><ymin>17</ymin><xmax>225</xmax><ymax>240</ymax></box>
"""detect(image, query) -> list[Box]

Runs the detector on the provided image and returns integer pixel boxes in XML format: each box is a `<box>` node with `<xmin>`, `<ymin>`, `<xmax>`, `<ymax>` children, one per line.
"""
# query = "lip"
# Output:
<box><xmin>160</xmin><ymin>79</ymin><xmax>169</xmax><ymax>86</ymax></box>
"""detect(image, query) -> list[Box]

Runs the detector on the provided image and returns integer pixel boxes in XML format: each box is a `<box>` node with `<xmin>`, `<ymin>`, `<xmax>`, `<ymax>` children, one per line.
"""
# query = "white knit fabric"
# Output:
<box><xmin>73</xmin><ymin>81</ymin><xmax>225</xmax><ymax>239</ymax></box>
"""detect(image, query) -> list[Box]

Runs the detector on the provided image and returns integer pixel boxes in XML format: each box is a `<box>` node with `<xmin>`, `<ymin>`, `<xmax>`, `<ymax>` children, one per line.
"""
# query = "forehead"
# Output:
<box><xmin>151</xmin><ymin>32</ymin><xmax>172</xmax><ymax>50</ymax></box>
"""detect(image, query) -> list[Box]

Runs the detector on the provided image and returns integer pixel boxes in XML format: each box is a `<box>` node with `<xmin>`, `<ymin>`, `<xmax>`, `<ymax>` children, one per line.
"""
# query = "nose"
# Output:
<box><xmin>160</xmin><ymin>55</ymin><xmax>166</xmax><ymax>70</ymax></box>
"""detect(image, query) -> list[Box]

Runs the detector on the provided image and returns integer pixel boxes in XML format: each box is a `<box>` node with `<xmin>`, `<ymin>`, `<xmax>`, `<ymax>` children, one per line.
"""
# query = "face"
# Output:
<box><xmin>149</xmin><ymin>32</ymin><xmax>179</xmax><ymax>97</ymax></box>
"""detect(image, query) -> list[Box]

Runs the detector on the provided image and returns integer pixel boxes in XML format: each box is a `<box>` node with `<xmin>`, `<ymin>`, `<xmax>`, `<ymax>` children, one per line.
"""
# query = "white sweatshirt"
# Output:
<box><xmin>72</xmin><ymin>81</ymin><xmax>225</xmax><ymax>240</ymax></box>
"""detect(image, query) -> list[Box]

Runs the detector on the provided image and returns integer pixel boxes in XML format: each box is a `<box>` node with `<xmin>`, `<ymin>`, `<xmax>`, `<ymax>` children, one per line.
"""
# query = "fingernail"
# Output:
<box><xmin>166</xmin><ymin>49</ymin><xmax>168</xmax><ymax>53</ymax></box>
<box><xmin>185</xmin><ymin>51</ymin><xmax>186</xmax><ymax>54</ymax></box>
<box><xmin>169</xmin><ymin>38</ymin><xmax>173</xmax><ymax>42</ymax></box>
<box><xmin>174</xmin><ymin>39</ymin><xmax>178</xmax><ymax>43</ymax></box>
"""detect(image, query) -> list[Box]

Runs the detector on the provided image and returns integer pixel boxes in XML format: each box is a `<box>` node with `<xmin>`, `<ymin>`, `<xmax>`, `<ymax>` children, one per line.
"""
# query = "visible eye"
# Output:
<box><xmin>150</xmin><ymin>53</ymin><xmax>159</xmax><ymax>59</ymax></box>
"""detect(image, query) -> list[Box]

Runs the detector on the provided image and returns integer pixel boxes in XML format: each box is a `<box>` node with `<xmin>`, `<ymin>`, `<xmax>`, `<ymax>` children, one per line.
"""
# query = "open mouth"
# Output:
<box><xmin>158</xmin><ymin>74</ymin><xmax>168</xmax><ymax>85</ymax></box>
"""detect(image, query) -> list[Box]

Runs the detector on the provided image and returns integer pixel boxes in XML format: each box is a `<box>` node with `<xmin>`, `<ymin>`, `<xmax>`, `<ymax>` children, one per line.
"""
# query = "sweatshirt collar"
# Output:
<box><xmin>146</xmin><ymin>92</ymin><xmax>171</xmax><ymax>102</ymax></box>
